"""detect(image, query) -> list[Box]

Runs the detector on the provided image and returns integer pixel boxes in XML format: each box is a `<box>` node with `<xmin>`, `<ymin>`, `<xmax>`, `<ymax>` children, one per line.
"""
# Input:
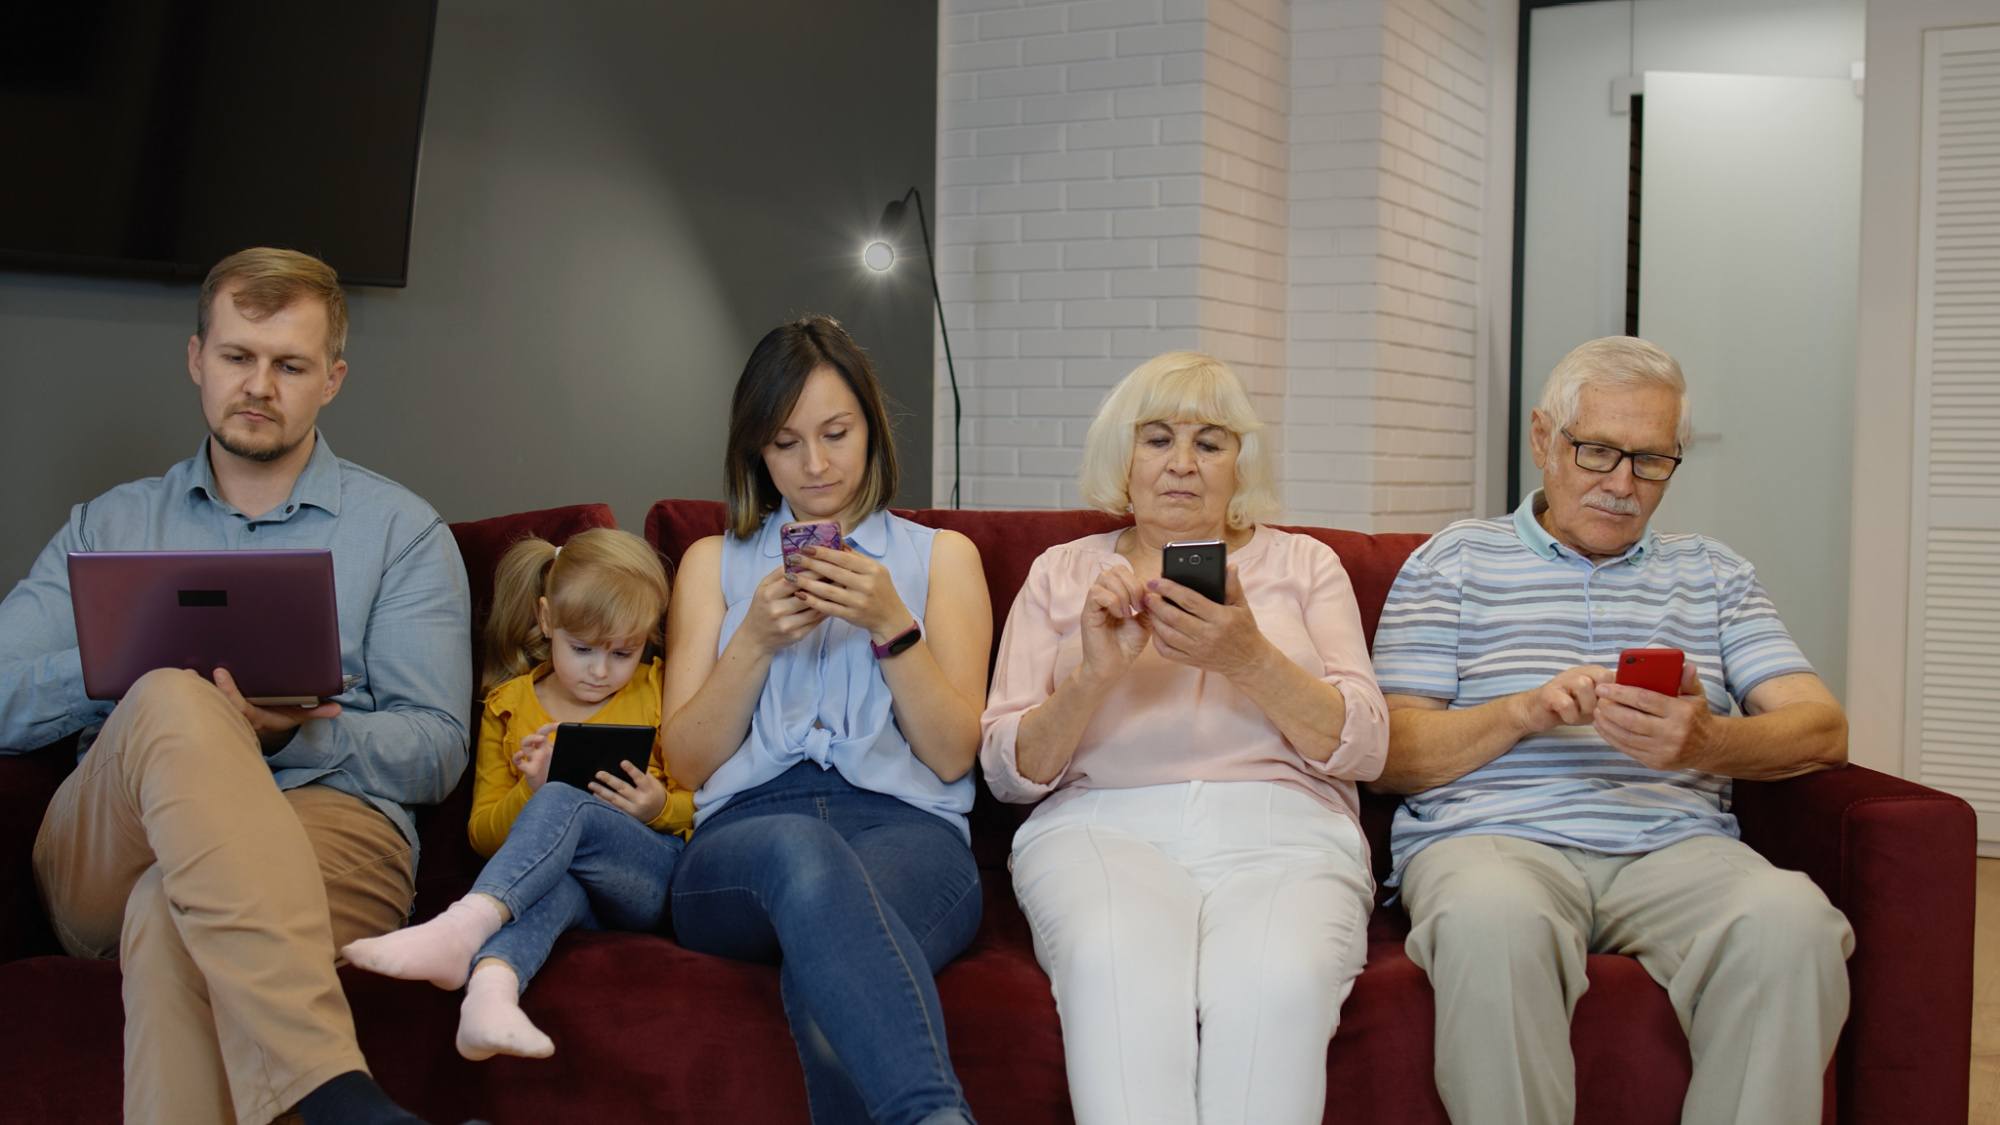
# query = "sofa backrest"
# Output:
<box><xmin>643</xmin><ymin>499</ymin><xmax>1429</xmax><ymax>882</ymax></box>
<box><xmin>410</xmin><ymin>503</ymin><xmax>621</xmax><ymax>920</ymax></box>
<box><xmin>450</xmin><ymin>502</ymin><xmax>621</xmax><ymax>659</ymax></box>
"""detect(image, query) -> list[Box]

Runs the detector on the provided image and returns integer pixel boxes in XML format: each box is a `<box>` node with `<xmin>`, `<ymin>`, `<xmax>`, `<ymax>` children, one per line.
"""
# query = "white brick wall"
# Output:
<box><xmin>939</xmin><ymin>0</ymin><xmax>1210</xmax><ymax>508</ymax></box>
<box><xmin>1200</xmin><ymin>0</ymin><xmax>1291</xmax><ymax>425</ymax></box>
<box><xmin>1284</xmin><ymin>0</ymin><xmax>1485</xmax><ymax>531</ymax></box>
<box><xmin>937</xmin><ymin>0</ymin><xmax>1489</xmax><ymax>532</ymax></box>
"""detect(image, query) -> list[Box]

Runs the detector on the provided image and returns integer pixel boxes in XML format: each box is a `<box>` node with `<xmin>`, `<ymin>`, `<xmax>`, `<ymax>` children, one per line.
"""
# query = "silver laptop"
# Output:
<box><xmin>69</xmin><ymin>549</ymin><xmax>344</xmax><ymax>707</ymax></box>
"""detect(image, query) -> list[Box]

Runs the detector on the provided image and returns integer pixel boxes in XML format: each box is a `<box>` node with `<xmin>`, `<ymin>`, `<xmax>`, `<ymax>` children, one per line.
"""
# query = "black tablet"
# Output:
<box><xmin>548</xmin><ymin>723</ymin><xmax>656</xmax><ymax>792</ymax></box>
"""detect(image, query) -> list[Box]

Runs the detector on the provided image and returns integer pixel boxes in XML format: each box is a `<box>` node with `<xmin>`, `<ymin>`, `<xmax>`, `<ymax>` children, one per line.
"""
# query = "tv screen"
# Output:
<box><xmin>0</xmin><ymin>1</ymin><xmax>437</xmax><ymax>287</ymax></box>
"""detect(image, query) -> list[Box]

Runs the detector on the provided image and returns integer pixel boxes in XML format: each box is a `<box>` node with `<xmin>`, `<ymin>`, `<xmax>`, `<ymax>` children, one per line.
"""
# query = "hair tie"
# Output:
<box><xmin>552</xmin><ymin>544</ymin><xmax>562</xmax><ymax>558</ymax></box>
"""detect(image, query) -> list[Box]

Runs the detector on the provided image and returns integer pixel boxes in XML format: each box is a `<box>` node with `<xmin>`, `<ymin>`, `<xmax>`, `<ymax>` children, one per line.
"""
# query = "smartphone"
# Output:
<box><xmin>1615</xmin><ymin>648</ymin><xmax>1685</xmax><ymax>696</ymax></box>
<box><xmin>547</xmin><ymin>723</ymin><xmax>656</xmax><ymax>791</ymax></box>
<box><xmin>779</xmin><ymin>520</ymin><xmax>844</xmax><ymax>577</ymax></box>
<box><xmin>1161</xmin><ymin>539</ymin><xmax>1227</xmax><ymax>607</ymax></box>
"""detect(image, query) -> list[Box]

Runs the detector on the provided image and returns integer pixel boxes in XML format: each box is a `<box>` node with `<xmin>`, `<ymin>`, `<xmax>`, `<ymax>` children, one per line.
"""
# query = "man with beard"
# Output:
<box><xmin>1369</xmin><ymin>336</ymin><xmax>1853</xmax><ymax>1125</ymax></box>
<box><xmin>0</xmin><ymin>248</ymin><xmax>471</xmax><ymax>1124</ymax></box>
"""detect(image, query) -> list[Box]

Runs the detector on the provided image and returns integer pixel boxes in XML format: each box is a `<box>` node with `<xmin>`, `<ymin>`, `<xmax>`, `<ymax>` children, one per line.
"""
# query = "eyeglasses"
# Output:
<box><xmin>1561</xmin><ymin>428</ymin><xmax>1682</xmax><ymax>481</ymax></box>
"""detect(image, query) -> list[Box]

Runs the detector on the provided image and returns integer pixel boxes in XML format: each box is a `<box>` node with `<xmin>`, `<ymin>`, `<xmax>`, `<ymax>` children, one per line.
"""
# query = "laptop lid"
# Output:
<box><xmin>68</xmin><ymin>549</ymin><xmax>344</xmax><ymax>705</ymax></box>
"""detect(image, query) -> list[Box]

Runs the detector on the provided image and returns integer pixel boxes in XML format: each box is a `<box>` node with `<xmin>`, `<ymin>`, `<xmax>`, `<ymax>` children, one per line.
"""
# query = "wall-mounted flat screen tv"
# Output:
<box><xmin>0</xmin><ymin>1</ymin><xmax>437</xmax><ymax>287</ymax></box>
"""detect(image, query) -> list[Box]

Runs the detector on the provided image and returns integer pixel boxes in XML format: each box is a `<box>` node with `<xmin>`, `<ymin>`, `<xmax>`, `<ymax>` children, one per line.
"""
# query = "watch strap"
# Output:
<box><xmin>871</xmin><ymin>619</ymin><xmax>922</xmax><ymax>659</ymax></box>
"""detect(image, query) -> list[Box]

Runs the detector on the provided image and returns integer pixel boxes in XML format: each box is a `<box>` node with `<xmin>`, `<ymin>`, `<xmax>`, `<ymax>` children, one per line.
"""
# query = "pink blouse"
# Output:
<box><xmin>980</xmin><ymin>525</ymin><xmax>1389</xmax><ymax>831</ymax></box>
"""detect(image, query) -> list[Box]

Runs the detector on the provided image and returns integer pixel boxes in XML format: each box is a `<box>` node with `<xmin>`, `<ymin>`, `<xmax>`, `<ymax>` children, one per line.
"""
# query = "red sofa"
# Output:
<box><xmin>0</xmin><ymin>499</ymin><xmax>1975</xmax><ymax>1124</ymax></box>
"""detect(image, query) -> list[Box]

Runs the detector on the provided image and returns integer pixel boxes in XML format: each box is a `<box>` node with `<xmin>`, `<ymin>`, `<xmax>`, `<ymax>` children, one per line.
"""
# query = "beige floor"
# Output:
<box><xmin>1975</xmin><ymin>857</ymin><xmax>1997</xmax><ymax>1124</ymax></box>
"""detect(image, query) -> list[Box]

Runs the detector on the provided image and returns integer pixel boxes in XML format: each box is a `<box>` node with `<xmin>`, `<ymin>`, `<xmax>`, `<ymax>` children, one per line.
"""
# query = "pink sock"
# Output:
<box><xmin>340</xmin><ymin>895</ymin><xmax>505</xmax><ymax>990</ymax></box>
<box><xmin>456</xmin><ymin>962</ymin><xmax>554</xmax><ymax>1061</ymax></box>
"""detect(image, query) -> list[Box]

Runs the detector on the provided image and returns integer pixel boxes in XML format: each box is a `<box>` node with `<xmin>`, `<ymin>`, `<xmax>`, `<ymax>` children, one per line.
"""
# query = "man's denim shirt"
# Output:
<box><xmin>0</xmin><ymin>433</ymin><xmax>472</xmax><ymax>863</ymax></box>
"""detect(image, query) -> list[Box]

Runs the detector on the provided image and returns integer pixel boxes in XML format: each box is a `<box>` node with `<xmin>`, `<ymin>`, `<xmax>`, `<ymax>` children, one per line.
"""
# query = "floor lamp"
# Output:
<box><xmin>863</xmin><ymin>186</ymin><xmax>961</xmax><ymax>509</ymax></box>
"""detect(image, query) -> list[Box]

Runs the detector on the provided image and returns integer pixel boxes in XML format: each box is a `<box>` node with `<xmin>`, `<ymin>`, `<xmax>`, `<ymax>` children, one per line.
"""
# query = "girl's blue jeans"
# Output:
<box><xmin>469</xmin><ymin>782</ymin><xmax>683</xmax><ymax>987</ymax></box>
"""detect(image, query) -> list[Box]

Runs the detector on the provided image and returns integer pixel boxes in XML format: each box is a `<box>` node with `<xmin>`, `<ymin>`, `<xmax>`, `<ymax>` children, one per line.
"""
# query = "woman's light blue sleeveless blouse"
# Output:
<box><xmin>698</xmin><ymin>502</ymin><xmax>973</xmax><ymax>840</ymax></box>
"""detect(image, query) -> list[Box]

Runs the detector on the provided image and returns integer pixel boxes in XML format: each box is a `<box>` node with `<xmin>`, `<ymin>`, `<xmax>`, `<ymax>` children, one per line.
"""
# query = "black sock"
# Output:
<box><xmin>293</xmin><ymin>1071</ymin><xmax>427</xmax><ymax>1125</ymax></box>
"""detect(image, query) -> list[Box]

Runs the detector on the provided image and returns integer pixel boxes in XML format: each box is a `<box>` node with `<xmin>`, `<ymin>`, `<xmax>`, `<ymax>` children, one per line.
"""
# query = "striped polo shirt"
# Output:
<box><xmin>1372</xmin><ymin>491</ymin><xmax>1813</xmax><ymax>885</ymax></box>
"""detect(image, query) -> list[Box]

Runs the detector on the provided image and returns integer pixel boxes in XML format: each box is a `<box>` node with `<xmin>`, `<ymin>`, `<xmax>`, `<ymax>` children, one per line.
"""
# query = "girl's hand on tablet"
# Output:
<box><xmin>590</xmin><ymin>759</ymin><xmax>667</xmax><ymax>823</ymax></box>
<box><xmin>512</xmin><ymin>723</ymin><xmax>557</xmax><ymax>790</ymax></box>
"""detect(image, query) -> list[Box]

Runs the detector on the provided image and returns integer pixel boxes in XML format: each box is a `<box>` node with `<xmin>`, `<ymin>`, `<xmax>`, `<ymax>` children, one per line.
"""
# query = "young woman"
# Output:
<box><xmin>662</xmin><ymin>315</ymin><xmax>990</xmax><ymax>1125</ymax></box>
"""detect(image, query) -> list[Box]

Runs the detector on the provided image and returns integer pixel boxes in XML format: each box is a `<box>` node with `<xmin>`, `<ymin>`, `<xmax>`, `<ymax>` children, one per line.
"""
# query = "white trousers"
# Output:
<box><xmin>1010</xmin><ymin>780</ymin><xmax>1375</xmax><ymax>1125</ymax></box>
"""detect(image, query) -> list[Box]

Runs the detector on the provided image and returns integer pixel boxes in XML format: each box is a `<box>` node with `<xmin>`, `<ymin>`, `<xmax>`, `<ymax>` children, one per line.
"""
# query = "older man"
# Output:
<box><xmin>0</xmin><ymin>248</ymin><xmax>471</xmax><ymax>1124</ymax></box>
<box><xmin>1371</xmin><ymin>336</ymin><xmax>1853</xmax><ymax>1125</ymax></box>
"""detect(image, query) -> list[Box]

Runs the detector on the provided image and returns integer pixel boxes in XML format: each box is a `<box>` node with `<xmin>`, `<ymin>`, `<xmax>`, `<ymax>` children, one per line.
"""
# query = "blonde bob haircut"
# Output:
<box><xmin>1536</xmin><ymin>336</ymin><xmax>1693</xmax><ymax>451</ymax></box>
<box><xmin>1078</xmin><ymin>351</ymin><xmax>1279</xmax><ymax>530</ymax></box>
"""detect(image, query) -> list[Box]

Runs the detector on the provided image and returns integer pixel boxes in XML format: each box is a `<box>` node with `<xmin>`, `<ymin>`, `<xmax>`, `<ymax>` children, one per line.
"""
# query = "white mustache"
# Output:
<box><xmin>1582</xmin><ymin>491</ymin><xmax>1640</xmax><ymax>516</ymax></box>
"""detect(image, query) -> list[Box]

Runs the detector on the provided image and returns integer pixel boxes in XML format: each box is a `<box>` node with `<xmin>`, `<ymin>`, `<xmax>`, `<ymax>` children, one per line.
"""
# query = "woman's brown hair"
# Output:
<box><xmin>723</xmin><ymin>315</ymin><xmax>900</xmax><ymax>539</ymax></box>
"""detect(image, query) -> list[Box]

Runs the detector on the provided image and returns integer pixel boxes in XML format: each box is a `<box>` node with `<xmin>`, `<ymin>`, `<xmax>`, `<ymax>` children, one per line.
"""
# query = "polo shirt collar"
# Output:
<box><xmin>1513</xmin><ymin>489</ymin><xmax>1656</xmax><ymax>564</ymax></box>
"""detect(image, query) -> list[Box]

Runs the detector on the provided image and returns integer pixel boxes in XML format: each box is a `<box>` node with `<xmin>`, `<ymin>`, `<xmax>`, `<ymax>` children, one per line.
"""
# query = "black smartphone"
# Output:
<box><xmin>547</xmin><ymin>723</ymin><xmax>656</xmax><ymax>791</ymax></box>
<box><xmin>1161</xmin><ymin>539</ymin><xmax>1226</xmax><ymax>607</ymax></box>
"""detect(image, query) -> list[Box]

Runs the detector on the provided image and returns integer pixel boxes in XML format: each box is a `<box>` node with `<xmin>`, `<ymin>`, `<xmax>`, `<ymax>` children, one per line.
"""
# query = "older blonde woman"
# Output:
<box><xmin>980</xmin><ymin>352</ymin><xmax>1389</xmax><ymax>1125</ymax></box>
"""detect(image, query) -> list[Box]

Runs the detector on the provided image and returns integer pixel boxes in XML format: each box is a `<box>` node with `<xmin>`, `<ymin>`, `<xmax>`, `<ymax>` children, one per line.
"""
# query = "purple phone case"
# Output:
<box><xmin>780</xmin><ymin>521</ymin><xmax>844</xmax><ymax>575</ymax></box>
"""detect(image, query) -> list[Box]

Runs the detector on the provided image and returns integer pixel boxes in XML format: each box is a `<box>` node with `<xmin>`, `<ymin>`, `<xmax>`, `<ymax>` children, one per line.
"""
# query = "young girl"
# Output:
<box><xmin>343</xmin><ymin>527</ymin><xmax>692</xmax><ymax>1060</ymax></box>
<box><xmin>662</xmin><ymin>315</ymin><xmax>991</xmax><ymax>1125</ymax></box>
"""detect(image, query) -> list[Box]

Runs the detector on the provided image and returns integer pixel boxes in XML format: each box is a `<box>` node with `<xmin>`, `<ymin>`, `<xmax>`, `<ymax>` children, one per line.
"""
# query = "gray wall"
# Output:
<box><xmin>0</xmin><ymin>0</ymin><xmax>939</xmax><ymax>585</ymax></box>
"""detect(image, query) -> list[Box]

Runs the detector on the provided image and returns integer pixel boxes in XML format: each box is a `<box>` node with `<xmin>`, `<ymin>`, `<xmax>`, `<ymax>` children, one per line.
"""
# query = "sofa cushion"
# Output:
<box><xmin>0</xmin><ymin>925</ymin><xmax>1693</xmax><ymax>1125</ymax></box>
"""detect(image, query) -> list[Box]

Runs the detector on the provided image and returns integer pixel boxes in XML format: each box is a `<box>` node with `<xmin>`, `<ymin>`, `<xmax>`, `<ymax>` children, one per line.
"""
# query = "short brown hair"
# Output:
<box><xmin>723</xmin><ymin>315</ymin><xmax>900</xmax><ymax>539</ymax></box>
<box><xmin>197</xmin><ymin>247</ymin><xmax>350</xmax><ymax>362</ymax></box>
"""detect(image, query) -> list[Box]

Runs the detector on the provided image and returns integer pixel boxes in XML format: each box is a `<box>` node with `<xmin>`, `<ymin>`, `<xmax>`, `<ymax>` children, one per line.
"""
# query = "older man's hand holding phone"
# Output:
<box><xmin>1596</xmin><ymin>647</ymin><xmax>1717</xmax><ymax>772</ymax></box>
<box><xmin>1514</xmin><ymin>648</ymin><xmax>1693</xmax><ymax>738</ymax></box>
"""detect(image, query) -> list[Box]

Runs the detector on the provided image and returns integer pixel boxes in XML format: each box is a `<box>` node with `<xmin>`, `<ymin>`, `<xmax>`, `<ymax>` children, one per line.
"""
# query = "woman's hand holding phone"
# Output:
<box><xmin>789</xmin><ymin>543</ymin><xmax>916</xmax><ymax>646</ymax></box>
<box><xmin>1145</xmin><ymin>565</ymin><xmax>1271</xmax><ymax>679</ymax></box>
<box><xmin>1079</xmin><ymin>566</ymin><xmax>1151</xmax><ymax>686</ymax></box>
<box><xmin>741</xmin><ymin>567</ymin><xmax>825</xmax><ymax>655</ymax></box>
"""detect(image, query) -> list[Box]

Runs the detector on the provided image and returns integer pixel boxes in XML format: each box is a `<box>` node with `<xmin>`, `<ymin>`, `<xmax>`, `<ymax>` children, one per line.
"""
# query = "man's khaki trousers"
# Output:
<box><xmin>1403</xmin><ymin>832</ymin><xmax>1853</xmax><ymax>1125</ymax></box>
<box><xmin>31</xmin><ymin>669</ymin><xmax>415</xmax><ymax>1125</ymax></box>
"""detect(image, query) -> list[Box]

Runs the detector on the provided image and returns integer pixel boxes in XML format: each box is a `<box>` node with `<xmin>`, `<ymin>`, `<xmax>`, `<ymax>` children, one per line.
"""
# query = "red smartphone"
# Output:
<box><xmin>779</xmin><ymin>520</ymin><xmax>844</xmax><ymax>577</ymax></box>
<box><xmin>1615</xmin><ymin>648</ymin><xmax>1685</xmax><ymax>696</ymax></box>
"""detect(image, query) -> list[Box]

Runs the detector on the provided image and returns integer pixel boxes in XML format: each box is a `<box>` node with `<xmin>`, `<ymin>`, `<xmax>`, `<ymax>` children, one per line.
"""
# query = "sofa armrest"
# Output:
<box><xmin>1734</xmin><ymin>764</ymin><xmax>1975</xmax><ymax>1125</ymax></box>
<box><xmin>0</xmin><ymin>740</ymin><xmax>74</xmax><ymax>961</ymax></box>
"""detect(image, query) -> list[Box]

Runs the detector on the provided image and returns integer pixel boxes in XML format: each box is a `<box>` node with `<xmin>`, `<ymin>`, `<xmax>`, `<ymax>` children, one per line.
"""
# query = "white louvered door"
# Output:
<box><xmin>1907</xmin><ymin>23</ymin><xmax>2000</xmax><ymax>854</ymax></box>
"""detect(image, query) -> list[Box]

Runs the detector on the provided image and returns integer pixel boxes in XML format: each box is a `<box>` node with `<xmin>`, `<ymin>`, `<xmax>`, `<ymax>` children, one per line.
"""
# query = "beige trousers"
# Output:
<box><xmin>31</xmin><ymin>669</ymin><xmax>415</xmax><ymax>1125</ymax></box>
<box><xmin>1402</xmin><ymin>832</ymin><xmax>1853</xmax><ymax>1125</ymax></box>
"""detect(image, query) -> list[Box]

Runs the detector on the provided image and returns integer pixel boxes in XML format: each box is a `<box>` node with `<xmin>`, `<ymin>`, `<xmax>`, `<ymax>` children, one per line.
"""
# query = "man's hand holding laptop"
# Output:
<box><xmin>211</xmin><ymin>666</ymin><xmax>341</xmax><ymax>752</ymax></box>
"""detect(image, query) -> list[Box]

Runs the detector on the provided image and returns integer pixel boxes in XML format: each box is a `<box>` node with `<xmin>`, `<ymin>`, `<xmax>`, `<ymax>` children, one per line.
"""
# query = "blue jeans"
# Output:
<box><xmin>470</xmin><ymin>782</ymin><xmax>683</xmax><ymax>988</ymax></box>
<box><xmin>671</xmin><ymin>762</ymin><xmax>982</xmax><ymax>1125</ymax></box>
